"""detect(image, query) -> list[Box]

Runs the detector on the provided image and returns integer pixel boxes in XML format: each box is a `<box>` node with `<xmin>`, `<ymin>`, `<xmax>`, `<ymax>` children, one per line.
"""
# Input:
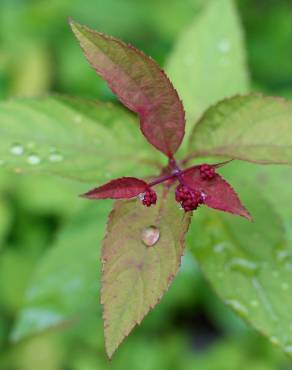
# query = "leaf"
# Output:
<box><xmin>0</xmin><ymin>96</ymin><xmax>159</xmax><ymax>183</ymax></box>
<box><xmin>82</xmin><ymin>177</ymin><xmax>148</xmax><ymax>199</ymax></box>
<box><xmin>188</xmin><ymin>94</ymin><xmax>292</xmax><ymax>164</ymax></box>
<box><xmin>70</xmin><ymin>20</ymin><xmax>185</xmax><ymax>157</ymax></box>
<box><xmin>182</xmin><ymin>167</ymin><xmax>251</xmax><ymax>220</ymax></box>
<box><xmin>101</xmin><ymin>186</ymin><xmax>191</xmax><ymax>357</ymax></box>
<box><xmin>166</xmin><ymin>0</ymin><xmax>249</xmax><ymax>139</ymax></box>
<box><xmin>12</xmin><ymin>203</ymin><xmax>111</xmax><ymax>341</ymax></box>
<box><xmin>188</xmin><ymin>184</ymin><xmax>292</xmax><ymax>357</ymax></box>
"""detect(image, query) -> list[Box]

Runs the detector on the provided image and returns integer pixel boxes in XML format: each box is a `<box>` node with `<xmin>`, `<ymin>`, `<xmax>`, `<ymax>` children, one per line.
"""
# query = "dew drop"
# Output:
<box><xmin>10</xmin><ymin>143</ymin><xmax>24</xmax><ymax>156</ymax></box>
<box><xmin>227</xmin><ymin>258</ymin><xmax>258</xmax><ymax>277</ymax></box>
<box><xmin>270</xmin><ymin>336</ymin><xmax>280</xmax><ymax>345</ymax></box>
<box><xmin>184</xmin><ymin>55</ymin><xmax>194</xmax><ymax>66</ymax></box>
<box><xmin>217</xmin><ymin>39</ymin><xmax>231</xmax><ymax>53</ymax></box>
<box><xmin>250</xmin><ymin>299</ymin><xmax>259</xmax><ymax>308</ymax></box>
<box><xmin>281</xmin><ymin>282</ymin><xmax>289</xmax><ymax>291</ymax></box>
<box><xmin>0</xmin><ymin>159</ymin><xmax>5</xmax><ymax>166</ymax></box>
<box><xmin>27</xmin><ymin>153</ymin><xmax>41</xmax><ymax>165</ymax></box>
<box><xmin>225</xmin><ymin>299</ymin><xmax>248</xmax><ymax>316</ymax></box>
<box><xmin>141</xmin><ymin>226</ymin><xmax>160</xmax><ymax>247</ymax></box>
<box><xmin>48</xmin><ymin>152</ymin><xmax>63</xmax><ymax>163</ymax></box>
<box><xmin>276</xmin><ymin>249</ymin><xmax>292</xmax><ymax>263</ymax></box>
<box><xmin>74</xmin><ymin>115</ymin><xmax>82</xmax><ymax>123</ymax></box>
<box><xmin>213</xmin><ymin>241</ymin><xmax>230</xmax><ymax>254</ymax></box>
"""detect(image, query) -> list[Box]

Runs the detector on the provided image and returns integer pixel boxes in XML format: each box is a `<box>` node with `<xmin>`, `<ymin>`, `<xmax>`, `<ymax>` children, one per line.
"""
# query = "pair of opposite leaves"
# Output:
<box><xmin>69</xmin><ymin>20</ymin><xmax>285</xmax><ymax>358</ymax></box>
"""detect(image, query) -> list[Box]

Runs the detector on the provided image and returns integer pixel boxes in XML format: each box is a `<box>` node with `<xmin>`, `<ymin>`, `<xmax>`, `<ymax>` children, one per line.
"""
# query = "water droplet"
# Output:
<box><xmin>225</xmin><ymin>299</ymin><xmax>248</xmax><ymax>316</ymax></box>
<box><xmin>74</xmin><ymin>115</ymin><xmax>82</xmax><ymax>123</ymax></box>
<box><xmin>250</xmin><ymin>299</ymin><xmax>259</xmax><ymax>308</ymax></box>
<box><xmin>0</xmin><ymin>159</ymin><xmax>5</xmax><ymax>166</ymax></box>
<box><xmin>217</xmin><ymin>39</ymin><xmax>231</xmax><ymax>53</ymax></box>
<box><xmin>141</xmin><ymin>226</ymin><xmax>160</xmax><ymax>247</ymax></box>
<box><xmin>281</xmin><ymin>282</ymin><xmax>289</xmax><ymax>291</ymax></box>
<box><xmin>227</xmin><ymin>258</ymin><xmax>258</xmax><ymax>276</ymax></box>
<box><xmin>10</xmin><ymin>143</ymin><xmax>24</xmax><ymax>156</ymax></box>
<box><xmin>27</xmin><ymin>153</ymin><xmax>41</xmax><ymax>165</ymax></box>
<box><xmin>270</xmin><ymin>336</ymin><xmax>280</xmax><ymax>345</ymax></box>
<box><xmin>276</xmin><ymin>249</ymin><xmax>292</xmax><ymax>263</ymax></box>
<box><xmin>213</xmin><ymin>242</ymin><xmax>230</xmax><ymax>254</ymax></box>
<box><xmin>48</xmin><ymin>152</ymin><xmax>63</xmax><ymax>163</ymax></box>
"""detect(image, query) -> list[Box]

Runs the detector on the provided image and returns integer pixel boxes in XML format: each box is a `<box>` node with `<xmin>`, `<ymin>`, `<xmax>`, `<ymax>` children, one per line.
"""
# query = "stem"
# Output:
<box><xmin>148</xmin><ymin>173</ymin><xmax>176</xmax><ymax>187</ymax></box>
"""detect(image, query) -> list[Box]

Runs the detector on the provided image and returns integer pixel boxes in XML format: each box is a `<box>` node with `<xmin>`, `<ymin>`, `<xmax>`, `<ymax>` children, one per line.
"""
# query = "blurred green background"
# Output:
<box><xmin>0</xmin><ymin>0</ymin><xmax>292</xmax><ymax>369</ymax></box>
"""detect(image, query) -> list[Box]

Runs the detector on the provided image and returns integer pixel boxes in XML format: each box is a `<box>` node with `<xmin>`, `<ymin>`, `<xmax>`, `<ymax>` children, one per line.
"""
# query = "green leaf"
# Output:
<box><xmin>188</xmin><ymin>183</ymin><xmax>292</xmax><ymax>357</ymax></box>
<box><xmin>188</xmin><ymin>94</ymin><xmax>292</xmax><ymax>164</ymax></box>
<box><xmin>11</xmin><ymin>202</ymin><xmax>111</xmax><ymax>341</ymax></box>
<box><xmin>166</xmin><ymin>0</ymin><xmax>249</xmax><ymax>139</ymax></box>
<box><xmin>101</xmin><ymin>187</ymin><xmax>191</xmax><ymax>358</ymax></box>
<box><xmin>0</xmin><ymin>96</ymin><xmax>159</xmax><ymax>183</ymax></box>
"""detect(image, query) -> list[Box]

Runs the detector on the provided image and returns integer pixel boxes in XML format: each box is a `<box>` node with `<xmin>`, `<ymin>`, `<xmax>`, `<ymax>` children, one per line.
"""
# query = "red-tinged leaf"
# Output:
<box><xmin>101</xmin><ymin>187</ymin><xmax>191</xmax><ymax>357</ymax></box>
<box><xmin>82</xmin><ymin>177</ymin><xmax>148</xmax><ymax>200</ymax></box>
<box><xmin>182</xmin><ymin>168</ymin><xmax>251</xmax><ymax>220</ymax></box>
<box><xmin>70</xmin><ymin>20</ymin><xmax>185</xmax><ymax>157</ymax></box>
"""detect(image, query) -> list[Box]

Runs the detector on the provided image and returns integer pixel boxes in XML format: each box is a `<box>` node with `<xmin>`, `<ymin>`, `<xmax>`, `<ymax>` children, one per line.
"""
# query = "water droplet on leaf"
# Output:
<box><xmin>48</xmin><ymin>152</ymin><xmax>63</xmax><ymax>163</ymax></box>
<box><xmin>141</xmin><ymin>226</ymin><xmax>160</xmax><ymax>247</ymax></box>
<box><xmin>250</xmin><ymin>299</ymin><xmax>259</xmax><ymax>308</ymax></box>
<box><xmin>225</xmin><ymin>299</ymin><xmax>248</xmax><ymax>316</ymax></box>
<box><xmin>217</xmin><ymin>39</ymin><xmax>231</xmax><ymax>53</ymax></box>
<box><xmin>27</xmin><ymin>153</ymin><xmax>41</xmax><ymax>165</ymax></box>
<box><xmin>10</xmin><ymin>143</ymin><xmax>24</xmax><ymax>156</ymax></box>
<box><xmin>270</xmin><ymin>336</ymin><xmax>279</xmax><ymax>345</ymax></box>
<box><xmin>227</xmin><ymin>258</ymin><xmax>258</xmax><ymax>276</ymax></box>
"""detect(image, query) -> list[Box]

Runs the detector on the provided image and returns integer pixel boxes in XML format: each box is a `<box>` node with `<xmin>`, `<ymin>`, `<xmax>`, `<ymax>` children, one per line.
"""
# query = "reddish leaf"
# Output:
<box><xmin>182</xmin><ymin>168</ymin><xmax>251</xmax><ymax>220</ymax></box>
<box><xmin>82</xmin><ymin>177</ymin><xmax>148</xmax><ymax>200</ymax></box>
<box><xmin>70</xmin><ymin>20</ymin><xmax>185</xmax><ymax>157</ymax></box>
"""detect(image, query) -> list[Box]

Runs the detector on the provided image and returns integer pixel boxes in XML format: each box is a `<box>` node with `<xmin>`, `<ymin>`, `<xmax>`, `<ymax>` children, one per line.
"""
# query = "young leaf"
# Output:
<box><xmin>166</xmin><ymin>0</ymin><xmax>249</xmax><ymax>139</ymax></box>
<box><xmin>188</xmin><ymin>185</ymin><xmax>292</xmax><ymax>357</ymax></box>
<box><xmin>188</xmin><ymin>94</ymin><xmax>292</xmax><ymax>165</ymax></box>
<box><xmin>101</xmin><ymin>187</ymin><xmax>191</xmax><ymax>358</ymax></box>
<box><xmin>0</xmin><ymin>96</ymin><xmax>158</xmax><ymax>182</ymax></box>
<box><xmin>182</xmin><ymin>167</ymin><xmax>251</xmax><ymax>220</ymax></box>
<box><xmin>82</xmin><ymin>177</ymin><xmax>148</xmax><ymax>199</ymax></box>
<box><xmin>70</xmin><ymin>20</ymin><xmax>185</xmax><ymax>157</ymax></box>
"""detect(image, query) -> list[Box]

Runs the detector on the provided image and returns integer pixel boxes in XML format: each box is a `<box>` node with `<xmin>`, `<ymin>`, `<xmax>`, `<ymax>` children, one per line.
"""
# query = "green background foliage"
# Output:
<box><xmin>0</xmin><ymin>0</ymin><xmax>292</xmax><ymax>369</ymax></box>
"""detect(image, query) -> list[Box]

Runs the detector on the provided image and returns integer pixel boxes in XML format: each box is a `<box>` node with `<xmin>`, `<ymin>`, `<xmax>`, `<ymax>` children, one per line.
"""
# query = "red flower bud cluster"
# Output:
<box><xmin>200</xmin><ymin>164</ymin><xmax>216</xmax><ymax>180</ymax></box>
<box><xmin>175</xmin><ymin>184</ymin><xmax>204</xmax><ymax>212</ymax></box>
<box><xmin>141</xmin><ymin>188</ymin><xmax>157</xmax><ymax>207</ymax></box>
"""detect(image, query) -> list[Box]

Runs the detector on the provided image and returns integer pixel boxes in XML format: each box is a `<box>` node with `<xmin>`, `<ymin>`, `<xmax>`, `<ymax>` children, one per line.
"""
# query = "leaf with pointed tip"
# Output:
<box><xmin>0</xmin><ymin>96</ymin><xmax>159</xmax><ymax>183</ymax></box>
<box><xmin>188</xmin><ymin>94</ymin><xmax>292</xmax><ymax>164</ymax></box>
<box><xmin>83</xmin><ymin>177</ymin><xmax>148</xmax><ymax>199</ymax></box>
<box><xmin>70</xmin><ymin>20</ymin><xmax>185</xmax><ymax>157</ymax></box>
<box><xmin>166</xmin><ymin>0</ymin><xmax>249</xmax><ymax>139</ymax></box>
<box><xmin>101</xmin><ymin>187</ymin><xmax>191</xmax><ymax>358</ymax></box>
<box><xmin>182</xmin><ymin>167</ymin><xmax>251</xmax><ymax>220</ymax></box>
<box><xmin>188</xmin><ymin>182</ymin><xmax>292</xmax><ymax>358</ymax></box>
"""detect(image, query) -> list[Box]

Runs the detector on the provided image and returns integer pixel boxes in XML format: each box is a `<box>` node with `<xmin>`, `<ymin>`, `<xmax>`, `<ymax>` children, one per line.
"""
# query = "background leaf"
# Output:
<box><xmin>188</xmin><ymin>94</ymin><xmax>292</xmax><ymax>164</ymax></box>
<box><xmin>166</xmin><ymin>0</ymin><xmax>249</xmax><ymax>141</ymax></box>
<box><xmin>188</xmin><ymin>170</ymin><xmax>292</xmax><ymax>357</ymax></box>
<box><xmin>70</xmin><ymin>20</ymin><xmax>185</xmax><ymax>157</ymax></box>
<box><xmin>11</xmin><ymin>202</ymin><xmax>111</xmax><ymax>342</ymax></box>
<box><xmin>0</xmin><ymin>96</ymin><xmax>159</xmax><ymax>183</ymax></box>
<box><xmin>101</xmin><ymin>187</ymin><xmax>191</xmax><ymax>357</ymax></box>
